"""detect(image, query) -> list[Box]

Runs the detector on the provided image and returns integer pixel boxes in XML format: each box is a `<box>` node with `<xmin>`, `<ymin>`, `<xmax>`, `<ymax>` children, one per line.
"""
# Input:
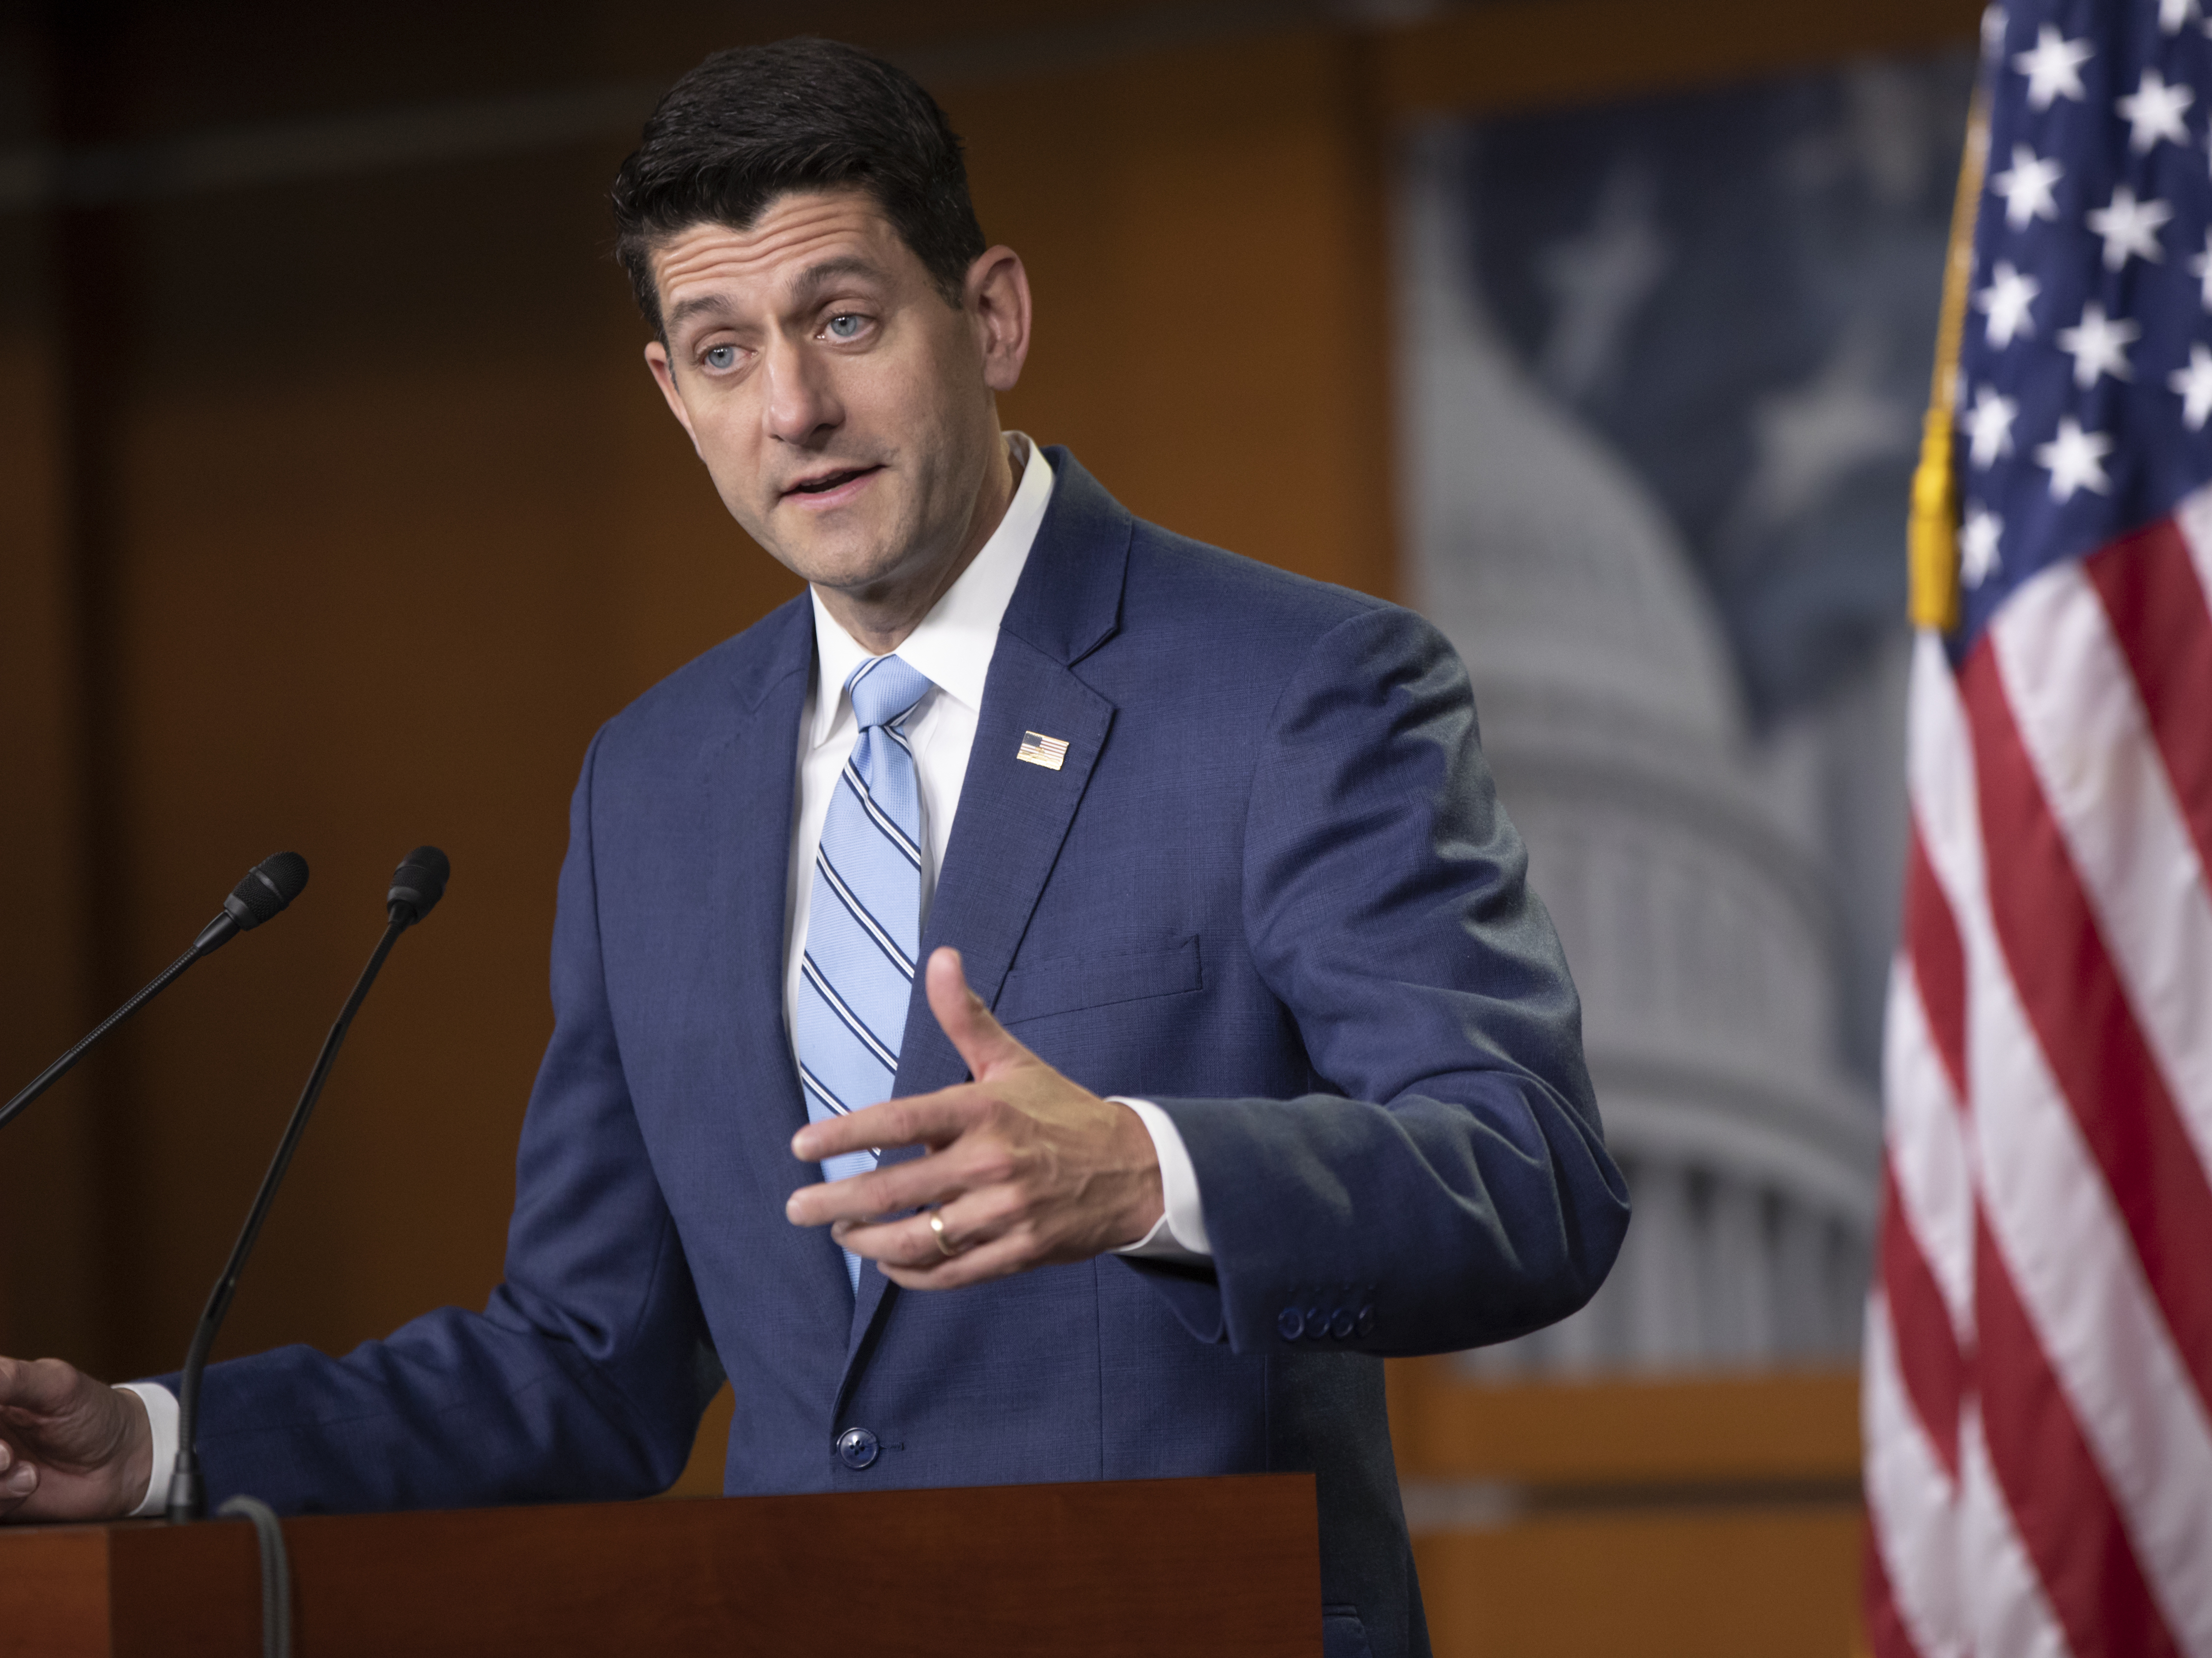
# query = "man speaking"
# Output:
<box><xmin>0</xmin><ymin>39</ymin><xmax>1627</xmax><ymax>1658</ymax></box>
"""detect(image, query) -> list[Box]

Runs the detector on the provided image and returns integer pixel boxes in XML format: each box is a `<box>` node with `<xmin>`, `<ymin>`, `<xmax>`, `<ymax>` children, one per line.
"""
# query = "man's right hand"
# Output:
<box><xmin>0</xmin><ymin>1357</ymin><xmax>151</xmax><ymax>1522</ymax></box>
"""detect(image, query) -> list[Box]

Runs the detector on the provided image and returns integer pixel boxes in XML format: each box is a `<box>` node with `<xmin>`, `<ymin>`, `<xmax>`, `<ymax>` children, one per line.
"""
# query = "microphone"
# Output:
<box><xmin>167</xmin><ymin>847</ymin><xmax>450</xmax><ymax>1523</ymax></box>
<box><xmin>0</xmin><ymin>853</ymin><xmax>310</xmax><ymax>1134</ymax></box>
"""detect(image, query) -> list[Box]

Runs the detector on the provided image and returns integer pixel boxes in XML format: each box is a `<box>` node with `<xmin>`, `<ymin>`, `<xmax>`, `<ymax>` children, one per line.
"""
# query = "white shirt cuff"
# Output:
<box><xmin>1110</xmin><ymin>1097</ymin><xmax>1211</xmax><ymax>1263</ymax></box>
<box><xmin>115</xmin><ymin>1381</ymin><xmax>177</xmax><ymax>1517</ymax></box>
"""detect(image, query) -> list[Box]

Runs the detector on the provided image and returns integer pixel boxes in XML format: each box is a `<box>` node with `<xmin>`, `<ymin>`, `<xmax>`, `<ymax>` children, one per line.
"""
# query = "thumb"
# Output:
<box><xmin>926</xmin><ymin>947</ymin><xmax>1031</xmax><ymax>1080</ymax></box>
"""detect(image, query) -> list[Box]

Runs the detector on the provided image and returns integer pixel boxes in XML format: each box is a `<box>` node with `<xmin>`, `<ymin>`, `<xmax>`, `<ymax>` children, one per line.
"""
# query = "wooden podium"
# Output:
<box><xmin>0</xmin><ymin>1473</ymin><xmax>1319</xmax><ymax>1657</ymax></box>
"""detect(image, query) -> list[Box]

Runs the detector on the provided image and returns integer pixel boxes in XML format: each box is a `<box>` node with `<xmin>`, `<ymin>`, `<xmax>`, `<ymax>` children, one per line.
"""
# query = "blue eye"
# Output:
<box><xmin>826</xmin><ymin>314</ymin><xmax>864</xmax><ymax>341</ymax></box>
<box><xmin>704</xmin><ymin>344</ymin><xmax>737</xmax><ymax>370</ymax></box>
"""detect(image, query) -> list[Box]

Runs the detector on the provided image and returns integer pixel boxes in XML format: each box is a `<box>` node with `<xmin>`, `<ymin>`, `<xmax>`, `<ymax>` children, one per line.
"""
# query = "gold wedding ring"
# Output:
<box><xmin>928</xmin><ymin>1210</ymin><xmax>959</xmax><ymax>1258</ymax></box>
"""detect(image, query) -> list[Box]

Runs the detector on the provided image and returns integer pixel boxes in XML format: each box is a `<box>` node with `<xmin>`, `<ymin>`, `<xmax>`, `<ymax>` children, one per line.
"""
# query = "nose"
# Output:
<box><xmin>762</xmin><ymin>335</ymin><xmax>842</xmax><ymax>447</ymax></box>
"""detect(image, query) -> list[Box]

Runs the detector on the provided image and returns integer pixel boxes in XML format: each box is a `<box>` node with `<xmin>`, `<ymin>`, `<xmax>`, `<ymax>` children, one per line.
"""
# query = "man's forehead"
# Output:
<box><xmin>653</xmin><ymin>190</ymin><xmax>903</xmax><ymax>322</ymax></box>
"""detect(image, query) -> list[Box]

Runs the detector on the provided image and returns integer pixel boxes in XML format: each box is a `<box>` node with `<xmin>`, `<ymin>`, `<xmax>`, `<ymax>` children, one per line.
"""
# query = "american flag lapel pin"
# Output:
<box><xmin>1016</xmin><ymin>731</ymin><xmax>1070</xmax><ymax>771</ymax></box>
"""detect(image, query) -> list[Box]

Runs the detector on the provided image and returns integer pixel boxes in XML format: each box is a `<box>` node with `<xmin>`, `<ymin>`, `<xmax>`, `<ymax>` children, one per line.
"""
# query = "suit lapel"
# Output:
<box><xmin>841</xmin><ymin>450</ymin><xmax>1134</xmax><ymax>1373</ymax></box>
<box><xmin>700</xmin><ymin>600</ymin><xmax>858</xmax><ymax>1314</ymax></box>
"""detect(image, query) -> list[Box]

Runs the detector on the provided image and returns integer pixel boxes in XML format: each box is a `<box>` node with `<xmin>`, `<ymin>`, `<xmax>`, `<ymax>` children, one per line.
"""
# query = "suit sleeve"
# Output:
<box><xmin>165</xmin><ymin>728</ymin><xmax>721</xmax><ymax>1515</ymax></box>
<box><xmin>1137</xmin><ymin>604</ymin><xmax>1631</xmax><ymax>1358</ymax></box>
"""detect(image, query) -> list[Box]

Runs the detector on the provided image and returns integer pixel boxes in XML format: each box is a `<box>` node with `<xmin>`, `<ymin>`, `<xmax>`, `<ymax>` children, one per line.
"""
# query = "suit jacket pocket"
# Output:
<box><xmin>993</xmin><ymin>936</ymin><xmax>1202</xmax><ymax>1026</ymax></box>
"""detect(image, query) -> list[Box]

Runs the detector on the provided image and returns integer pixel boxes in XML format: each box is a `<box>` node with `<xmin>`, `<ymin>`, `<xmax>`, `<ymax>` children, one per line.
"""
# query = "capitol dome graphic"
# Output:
<box><xmin>1398</xmin><ymin>144</ymin><xmax>1881</xmax><ymax>1375</ymax></box>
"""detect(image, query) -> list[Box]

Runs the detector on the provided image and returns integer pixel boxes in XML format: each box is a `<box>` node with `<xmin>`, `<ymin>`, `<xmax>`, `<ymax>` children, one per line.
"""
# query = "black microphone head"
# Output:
<box><xmin>224</xmin><ymin>852</ymin><xmax>310</xmax><ymax>931</ymax></box>
<box><xmin>387</xmin><ymin>846</ymin><xmax>451</xmax><ymax>924</ymax></box>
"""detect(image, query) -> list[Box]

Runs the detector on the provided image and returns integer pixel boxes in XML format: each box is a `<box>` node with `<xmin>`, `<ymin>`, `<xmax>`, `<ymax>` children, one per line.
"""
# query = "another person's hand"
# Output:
<box><xmin>785</xmin><ymin>947</ymin><xmax>1165</xmax><ymax>1288</ymax></box>
<box><xmin>0</xmin><ymin>1357</ymin><xmax>151</xmax><ymax>1522</ymax></box>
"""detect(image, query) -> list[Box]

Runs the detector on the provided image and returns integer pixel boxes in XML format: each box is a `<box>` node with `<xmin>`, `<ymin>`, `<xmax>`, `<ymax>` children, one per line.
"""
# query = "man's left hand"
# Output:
<box><xmin>783</xmin><ymin>947</ymin><xmax>1165</xmax><ymax>1288</ymax></box>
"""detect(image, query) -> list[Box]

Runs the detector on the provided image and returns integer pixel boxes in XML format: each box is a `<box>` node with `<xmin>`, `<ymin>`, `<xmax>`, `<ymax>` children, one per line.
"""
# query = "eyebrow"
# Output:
<box><xmin>788</xmin><ymin>256</ymin><xmax>890</xmax><ymax>309</ymax></box>
<box><xmin>663</xmin><ymin>255</ymin><xmax>892</xmax><ymax>337</ymax></box>
<box><xmin>666</xmin><ymin>291</ymin><xmax>739</xmax><ymax>331</ymax></box>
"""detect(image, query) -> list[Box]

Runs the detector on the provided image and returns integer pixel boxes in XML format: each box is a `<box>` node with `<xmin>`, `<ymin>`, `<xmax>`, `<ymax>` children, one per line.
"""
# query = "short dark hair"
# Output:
<box><xmin>611</xmin><ymin>38</ymin><xmax>987</xmax><ymax>339</ymax></box>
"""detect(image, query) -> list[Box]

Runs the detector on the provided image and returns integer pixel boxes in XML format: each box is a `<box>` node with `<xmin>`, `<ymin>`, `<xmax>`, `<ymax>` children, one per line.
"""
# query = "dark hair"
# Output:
<box><xmin>611</xmin><ymin>38</ymin><xmax>986</xmax><ymax>339</ymax></box>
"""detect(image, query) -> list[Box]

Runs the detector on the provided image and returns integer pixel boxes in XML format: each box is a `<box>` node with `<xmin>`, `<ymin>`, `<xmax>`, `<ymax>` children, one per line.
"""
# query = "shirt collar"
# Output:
<box><xmin>806</xmin><ymin>432</ymin><xmax>1055</xmax><ymax>750</ymax></box>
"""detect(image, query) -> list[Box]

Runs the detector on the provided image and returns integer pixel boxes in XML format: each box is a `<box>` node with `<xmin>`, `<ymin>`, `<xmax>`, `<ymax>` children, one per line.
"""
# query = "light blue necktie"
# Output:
<box><xmin>795</xmin><ymin>653</ymin><xmax>933</xmax><ymax>1291</ymax></box>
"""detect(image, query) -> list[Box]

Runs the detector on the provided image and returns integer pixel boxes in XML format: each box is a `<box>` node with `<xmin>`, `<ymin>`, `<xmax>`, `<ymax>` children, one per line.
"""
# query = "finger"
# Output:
<box><xmin>833</xmin><ymin>1179</ymin><xmax>1027</xmax><ymax>1271</ymax></box>
<box><xmin>925</xmin><ymin>948</ymin><xmax>1032</xmax><ymax>1081</ymax></box>
<box><xmin>879</xmin><ymin>1223</ymin><xmax>1037</xmax><ymax>1291</ymax></box>
<box><xmin>0</xmin><ymin>1455</ymin><xmax>37</xmax><ymax>1516</ymax></box>
<box><xmin>832</xmin><ymin>1201</ymin><xmax>983</xmax><ymax>1269</ymax></box>
<box><xmin>790</xmin><ymin>1084</ymin><xmax>982</xmax><ymax>1166</ymax></box>
<box><xmin>785</xmin><ymin>1145</ymin><xmax>981</xmax><ymax>1229</ymax></box>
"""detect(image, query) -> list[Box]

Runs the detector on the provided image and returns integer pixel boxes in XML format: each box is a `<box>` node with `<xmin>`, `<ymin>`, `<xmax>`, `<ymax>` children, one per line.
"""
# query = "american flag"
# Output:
<box><xmin>1865</xmin><ymin>3</ymin><xmax>2212</xmax><ymax>1655</ymax></box>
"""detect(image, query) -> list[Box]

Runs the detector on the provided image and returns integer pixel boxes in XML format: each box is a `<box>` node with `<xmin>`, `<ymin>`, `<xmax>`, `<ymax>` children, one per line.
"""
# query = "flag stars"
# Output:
<box><xmin>2086</xmin><ymin>186</ymin><xmax>2172</xmax><ymax>269</ymax></box>
<box><xmin>1964</xmin><ymin>385</ymin><xmax>2020</xmax><ymax>466</ymax></box>
<box><xmin>2014</xmin><ymin>25</ymin><xmax>2094</xmax><ymax>110</ymax></box>
<box><xmin>2036</xmin><ymin>417</ymin><xmax>2116</xmax><ymax>500</ymax></box>
<box><xmin>1960</xmin><ymin>507</ymin><xmax>2004</xmax><ymax>587</ymax></box>
<box><xmin>2057</xmin><ymin>302</ymin><xmax>2141</xmax><ymax>387</ymax></box>
<box><xmin>2118</xmin><ymin>68</ymin><xmax>2195</xmax><ymax>152</ymax></box>
<box><xmin>1992</xmin><ymin>145</ymin><xmax>2063</xmax><ymax>229</ymax></box>
<box><xmin>2170</xmin><ymin>343</ymin><xmax>2212</xmax><ymax>429</ymax></box>
<box><xmin>1975</xmin><ymin>260</ymin><xmax>2041</xmax><ymax>345</ymax></box>
<box><xmin>2192</xmin><ymin>228</ymin><xmax>2212</xmax><ymax>309</ymax></box>
<box><xmin>2161</xmin><ymin>0</ymin><xmax>2204</xmax><ymax>33</ymax></box>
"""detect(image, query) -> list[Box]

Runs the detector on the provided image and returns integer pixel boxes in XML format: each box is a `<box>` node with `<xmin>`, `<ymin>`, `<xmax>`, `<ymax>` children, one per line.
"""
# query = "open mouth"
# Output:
<box><xmin>784</xmin><ymin>466</ymin><xmax>880</xmax><ymax>500</ymax></box>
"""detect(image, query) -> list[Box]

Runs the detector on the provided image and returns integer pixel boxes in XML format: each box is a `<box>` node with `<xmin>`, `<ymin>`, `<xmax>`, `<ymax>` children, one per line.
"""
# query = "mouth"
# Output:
<box><xmin>781</xmin><ymin>465</ymin><xmax>882</xmax><ymax>506</ymax></box>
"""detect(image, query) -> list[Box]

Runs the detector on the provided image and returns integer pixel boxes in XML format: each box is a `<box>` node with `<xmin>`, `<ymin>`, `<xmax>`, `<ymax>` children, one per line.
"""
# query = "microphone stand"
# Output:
<box><xmin>166</xmin><ymin>911</ymin><xmax>414</xmax><ymax>1521</ymax></box>
<box><xmin>0</xmin><ymin>853</ymin><xmax>310</xmax><ymax>1134</ymax></box>
<box><xmin>0</xmin><ymin>945</ymin><xmax>199</xmax><ymax>1134</ymax></box>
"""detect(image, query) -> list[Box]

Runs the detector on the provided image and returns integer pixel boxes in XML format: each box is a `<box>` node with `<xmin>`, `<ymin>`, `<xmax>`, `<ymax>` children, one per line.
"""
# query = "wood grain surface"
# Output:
<box><xmin>0</xmin><ymin>1474</ymin><xmax>1319</xmax><ymax>1657</ymax></box>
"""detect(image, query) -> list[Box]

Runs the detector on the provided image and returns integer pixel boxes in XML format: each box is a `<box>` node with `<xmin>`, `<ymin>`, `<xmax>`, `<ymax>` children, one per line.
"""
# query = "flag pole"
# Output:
<box><xmin>1909</xmin><ymin>91</ymin><xmax>1991</xmax><ymax>634</ymax></box>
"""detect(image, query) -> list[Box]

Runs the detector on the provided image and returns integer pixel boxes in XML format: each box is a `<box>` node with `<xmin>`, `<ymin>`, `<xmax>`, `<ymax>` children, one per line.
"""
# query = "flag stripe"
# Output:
<box><xmin>1998</xmin><ymin>556</ymin><xmax>2212</xmax><ymax>1188</ymax></box>
<box><xmin>1924</xmin><ymin>627</ymin><xmax>2212</xmax><ymax>1655</ymax></box>
<box><xmin>1962</xmin><ymin>644</ymin><xmax>2212</xmax><ymax>1419</ymax></box>
<box><xmin>1885</xmin><ymin>962</ymin><xmax>1975</xmax><ymax>1338</ymax></box>
<box><xmin>1959</xmin><ymin>643</ymin><xmax>2212</xmax><ymax>1657</ymax></box>
<box><xmin>1864</xmin><ymin>1285</ymin><xmax>1961</xmax><ymax>1657</ymax></box>
<box><xmin>1966</xmin><ymin>903</ymin><xmax>2212</xmax><ymax>1658</ymax></box>
<box><xmin>1906</xmin><ymin>635</ymin><xmax>1991</xmax><ymax>978</ymax></box>
<box><xmin>2125</xmin><ymin>502</ymin><xmax>2212</xmax><ymax>881</ymax></box>
<box><xmin>1956</xmin><ymin>1399</ymin><xmax>2070</xmax><ymax>1658</ymax></box>
<box><xmin>1904</xmin><ymin>822</ymin><xmax>1970</xmax><ymax>1103</ymax></box>
<box><xmin>1975</xmin><ymin>1211</ymin><xmax>2185</xmax><ymax>1658</ymax></box>
<box><xmin>1880</xmin><ymin>1158</ymin><xmax>1967</xmax><ymax>1479</ymax></box>
<box><xmin>1862</xmin><ymin>1481</ymin><xmax>1930</xmax><ymax>1658</ymax></box>
<box><xmin>2088</xmin><ymin>513</ymin><xmax>2212</xmax><ymax>885</ymax></box>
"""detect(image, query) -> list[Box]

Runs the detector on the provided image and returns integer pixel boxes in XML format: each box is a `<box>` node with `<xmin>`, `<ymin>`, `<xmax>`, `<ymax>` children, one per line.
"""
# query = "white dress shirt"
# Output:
<box><xmin>120</xmin><ymin>433</ymin><xmax>1207</xmax><ymax>1518</ymax></box>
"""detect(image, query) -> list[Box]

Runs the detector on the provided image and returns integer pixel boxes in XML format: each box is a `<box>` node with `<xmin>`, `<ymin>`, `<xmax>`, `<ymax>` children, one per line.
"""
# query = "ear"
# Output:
<box><xmin>966</xmin><ymin>246</ymin><xmax>1032</xmax><ymax>395</ymax></box>
<box><xmin>643</xmin><ymin>341</ymin><xmax>703</xmax><ymax>455</ymax></box>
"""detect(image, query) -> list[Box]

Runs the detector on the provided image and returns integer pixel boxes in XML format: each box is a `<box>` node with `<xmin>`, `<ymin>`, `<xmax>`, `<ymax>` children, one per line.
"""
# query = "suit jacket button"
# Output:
<box><xmin>1355</xmin><ymin>1305</ymin><xmax>1377</xmax><ymax>1337</ymax></box>
<box><xmin>1328</xmin><ymin>1308</ymin><xmax>1355</xmax><ymax>1340</ymax></box>
<box><xmin>836</xmin><ymin>1427</ymin><xmax>880</xmax><ymax>1470</ymax></box>
<box><xmin>1276</xmin><ymin>1306</ymin><xmax>1306</xmax><ymax>1342</ymax></box>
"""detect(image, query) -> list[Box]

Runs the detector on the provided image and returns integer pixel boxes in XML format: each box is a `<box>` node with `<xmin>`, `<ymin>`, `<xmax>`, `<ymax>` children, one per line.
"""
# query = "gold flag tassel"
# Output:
<box><xmin>1910</xmin><ymin>90</ymin><xmax>1992</xmax><ymax>633</ymax></box>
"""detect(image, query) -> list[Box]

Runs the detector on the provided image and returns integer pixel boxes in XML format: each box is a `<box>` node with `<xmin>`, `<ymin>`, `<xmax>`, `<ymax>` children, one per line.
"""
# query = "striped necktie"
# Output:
<box><xmin>795</xmin><ymin>653</ymin><xmax>933</xmax><ymax>1291</ymax></box>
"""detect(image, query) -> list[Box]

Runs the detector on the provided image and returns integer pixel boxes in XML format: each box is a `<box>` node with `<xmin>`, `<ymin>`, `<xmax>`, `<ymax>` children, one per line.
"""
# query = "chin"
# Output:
<box><xmin>784</xmin><ymin>539</ymin><xmax>908</xmax><ymax>594</ymax></box>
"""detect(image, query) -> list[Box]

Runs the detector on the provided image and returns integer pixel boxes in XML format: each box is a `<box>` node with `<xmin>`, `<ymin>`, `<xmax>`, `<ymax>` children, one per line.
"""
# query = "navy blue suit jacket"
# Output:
<box><xmin>185</xmin><ymin>452</ymin><xmax>1629</xmax><ymax>1658</ymax></box>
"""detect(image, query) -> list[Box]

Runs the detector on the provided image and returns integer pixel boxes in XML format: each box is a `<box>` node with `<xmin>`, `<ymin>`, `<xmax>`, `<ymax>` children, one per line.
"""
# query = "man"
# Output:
<box><xmin>0</xmin><ymin>39</ymin><xmax>1626</xmax><ymax>1658</ymax></box>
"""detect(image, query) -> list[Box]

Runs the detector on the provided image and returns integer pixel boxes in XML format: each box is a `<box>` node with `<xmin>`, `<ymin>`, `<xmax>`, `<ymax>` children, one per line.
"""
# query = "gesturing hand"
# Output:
<box><xmin>0</xmin><ymin>1356</ymin><xmax>152</xmax><ymax>1523</ymax></box>
<box><xmin>784</xmin><ymin>947</ymin><xmax>1164</xmax><ymax>1289</ymax></box>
